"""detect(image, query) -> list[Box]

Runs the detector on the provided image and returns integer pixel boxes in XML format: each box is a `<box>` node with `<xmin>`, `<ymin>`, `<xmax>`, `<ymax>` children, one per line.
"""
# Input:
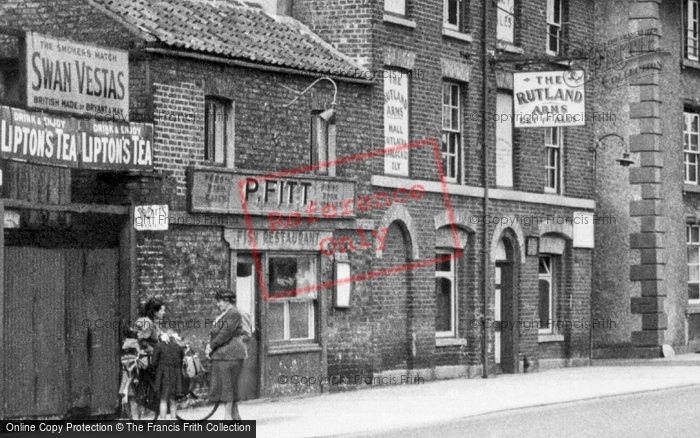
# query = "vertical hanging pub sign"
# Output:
<box><xmin>384</xmin><ymin>70</ymin><xmax>409</xmax><ymax>176</ymax></box>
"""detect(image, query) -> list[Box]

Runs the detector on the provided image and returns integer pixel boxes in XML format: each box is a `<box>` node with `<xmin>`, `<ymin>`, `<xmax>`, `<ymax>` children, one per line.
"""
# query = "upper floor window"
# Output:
<box><xmin>687</xmin><ymin>0</ymin><xmax>700</xmax><ymax>61</ymax></box>
<box><xmin>546</xmin><ymin>0</ymin><xmax>562</xmax><ymax>55</ymax></box>
<box><xmin>435</xmin><ymin>250</ymin><xmax>457</xmax><ymax>337</ymax></box>
<box><xmin>311</xmin><ymin>110</ymin><xmax>336</xmax><ymax>175</ymax></box>
<box><xmin>545</xmin><ymin>127</ymin><xmax>562</xmax><ymax>193</ymax></box>
<box><xmin>685</xmin><ymin>112</ymin><xmax>699</xmax><ymax>184</ymax></box>
<box><xmin>442</xmin><ymin>82</ymin><xmax>461</xmax><ymax>183</ymax></box>
<box><xmin>688</xmin><ymin>225</ymin><xmax>700</xmax><ymax>303</ymax></box>
<box><xmin>385</xmin><ymin>0</ymin><xmax>406</xmax><ymax>16</ymax></box>
<box><xmin>205</xmin><ymin>97</ymin><xmax>233</xmax><ymax>166</ymax></box>
<box><xmin>497</xmin><ymin>0</ymin><xmax>515</xmax><ymax>44</ymax></box>
<box><xmin>444</xmin><ymin>0</ymin><xmax>464</xmax><ymax>32</ymax></box>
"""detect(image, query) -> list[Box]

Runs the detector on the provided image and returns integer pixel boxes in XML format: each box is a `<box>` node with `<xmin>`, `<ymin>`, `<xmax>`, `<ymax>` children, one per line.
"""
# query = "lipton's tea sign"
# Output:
<box><xmin>0</xmin><ymin>106</ymin><xmax>152</xmax><ymax>170</ymax></box>
<box><xmin>25</xmin><ymin>32</ymin><xmax>129</xmax><ymax>120</ymax></box>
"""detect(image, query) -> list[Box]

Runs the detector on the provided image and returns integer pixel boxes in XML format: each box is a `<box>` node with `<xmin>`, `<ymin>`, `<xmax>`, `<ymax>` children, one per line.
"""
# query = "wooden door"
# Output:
<box><xmin>65</xmin><ymin>248</ymin><xmax>119</xmax><ymax>416</ymax></box>
<box><xmin>236</xmin><ymin>254</ymin><xmax>259</xmax><ymax>400</ymax></box>
<box><xmin>4</xmin><ymin>247</ymin><xmax>67</xmax><ymax>417</ymax></box>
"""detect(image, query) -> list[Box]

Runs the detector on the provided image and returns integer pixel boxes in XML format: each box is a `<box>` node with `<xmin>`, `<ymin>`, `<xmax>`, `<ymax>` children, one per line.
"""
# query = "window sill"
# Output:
<box><xmin>268</xmin><ymin>342</ymin><xmax>322</xmax><ymax>356</ymax></box>
<box><xmin>435</xmin><ymin>337</ymin><xmax>467</xmax><ymax>347</ymax></box>
<box><xmin>683</xmin><ymin>183</ymin><xmax>700</xmax><ymax>194</ymax></box>
<box><xmin>497</xmin><ymin>41</ymin><xmax>523</xmax><ymax>54</ymax></box>
<box><xmin>383</xmin><ymin>14</ymin><xmax>416</xmax><ymax>29</ymax></box>
<box><xmin>442</xmin><ymin>28</ymin><xmax>473</xmax><ymax>43</ymax></box>
<box><xmin>682</xmin><ymin>59</ymin><xmax>700</xmax><ymax>70</ymax></box>
<box><xmin>538</xmin><ymin>333</ymin><xmax>565</xmax><ymax>343</ymax></box>
<box><xmin>687</xmin><ymin>303</ymin><xmax>700</xmax><ymax>314</ymax></box>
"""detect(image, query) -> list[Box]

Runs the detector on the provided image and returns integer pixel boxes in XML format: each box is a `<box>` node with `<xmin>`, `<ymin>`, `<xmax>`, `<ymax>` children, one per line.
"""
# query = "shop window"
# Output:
<box><xmin>204</xmin><ymin>97</ymin><xmax>233</xmax><ymax>166</ymax></box>
<box><xmin>497</xmin><ymin>0</ymin><xmax>515</xmax><ymax>44</ymax></box>
<box><xmin>268</xmin><ymin>255</ymin><xmax>317</xmax><ymax>341</ymax></box>
<box><xmin>687</xmin><ymin>0</ymin><xmax>700</xmax><ymax>61</ymax></box>
<box><xmin>545</xmin><ymin>127</ymin><xmax>562</xmax><ymax>193</ymax></box>
<box><xmin>546</xmin><ymin>0</ymin><xmax>563</xmax><ymax>55</ymax></box>
<box><xmin>496</xmin><ymin>92</ymin><xmax>513</xmax><ymax>187</ymax></box>
<box><xmin>685</xmin><ymin>112</ymin><xmax>699</xmax><ymax>184</ymax></box>
<box><xmin>538</xmin><ymin>256</ymin><xmax>555</xmax><ymax>334</ymax></box>
<box><xmin>442</xmin><ymin>82</ymin><xmax>461</xmax><ymax>183</ymax></box>
<box><xmin>687</xmin><ymin>225</ymin><xmax>700</xmax><ymax>303</ymax></box>
<box><xmin>435</xmin><ymin>250</ymin><xmax>456</xmax><ymax>337</ymax></box>
<box><xmin>385</xmin><ymin>0</ymin><xmax>406</xmax><ymax>16</ymax></box>
<box><xmin>311</xmin><ymin>110</ymin><xmax>336</xmax><ymax>175</ymax></box>
<box><xmin>444</xmin><ymin>0</ymin><xmax>464</xmax><ymax>32</ymax></box>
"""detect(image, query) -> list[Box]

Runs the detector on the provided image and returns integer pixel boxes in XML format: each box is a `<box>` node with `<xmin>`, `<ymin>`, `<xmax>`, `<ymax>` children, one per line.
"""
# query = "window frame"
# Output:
<box><xmin>685</xmin><ymin>112</ymin><xmax>700</xmax><ymax>184</ymax></box>
<box><xmin>687</xmin><ymin>225</ymin><xmax>700</xmax><ymax>304</ymax></box>
<box><xmin>443</xmin><ymin>0</ymin><xmax>463</xmax><ymax>32</ymax></box>
<box><xmin>435</xmin><ymin>249</ymin><xmax>457</xmax><ymax>338</ymax></box>
<box><xmin>204</xmin><ymin>96</ymin><xmax>234</xmax><ymax>167</ymax></box>
<box><xmin>546</xmin><ymin>0</ymin><xmax>563</xmax><ymax>55</ymax></box>
<box><xmin>687</xmin><ymin>0</ymin><xmax>700</xmax><ymax>61</ymax></box>
<box><xmin>538</xmin><ymin>255</ymin><xmax>555</xmax><ymax>335</ymax></box>
<box><xmin>441</xmin><ymin>82</ymin><xmax>461</xmax><ymax>183</ymax></box>
<box><xmin>267</xmin><ymin>254</ymin><xmax>318</xmax><ymax>342</ymax></box>
<box><xmin>310</xmin><ymin>110</ymin><xmax>336</xmax><ymax>176</ymax></box>
<box><xmin>544</xmin><ymin>127</ymin><xmax>562</xmax><ymax>193</ymax></box>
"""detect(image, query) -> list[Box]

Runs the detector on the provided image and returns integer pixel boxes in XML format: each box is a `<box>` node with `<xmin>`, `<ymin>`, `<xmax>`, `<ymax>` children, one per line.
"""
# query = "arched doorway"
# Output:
<box><xmin>494</xmin><ymin>233</ymin><xmax>519</xmax><ymax>374</ymax></box>
<box><xmin>375</xmin><ymin>221</ymin><xmax>413</xmax><ymax>371</ymax></box>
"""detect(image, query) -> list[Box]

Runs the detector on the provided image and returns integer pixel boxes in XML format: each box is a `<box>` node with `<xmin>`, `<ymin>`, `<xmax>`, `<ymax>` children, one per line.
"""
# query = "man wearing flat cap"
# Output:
<box><xmin>206</xmin><ymin>288</ymin><xmax>250</xmax><ymax>420</ymax></box>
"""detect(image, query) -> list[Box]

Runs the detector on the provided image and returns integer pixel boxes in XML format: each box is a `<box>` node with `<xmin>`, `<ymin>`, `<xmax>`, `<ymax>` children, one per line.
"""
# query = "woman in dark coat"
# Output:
<box><xmin>152</xmin><ymin>331</ymin><xmax>185</xmax><ymax>419</ymax></box>
<box><xmin>205</xmin><ymin>288</ymin><xmax>250</xmax><ymax>421</ymax></box>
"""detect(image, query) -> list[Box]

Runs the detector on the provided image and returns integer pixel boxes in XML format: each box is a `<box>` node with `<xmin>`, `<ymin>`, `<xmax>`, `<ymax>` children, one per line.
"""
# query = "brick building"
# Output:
<box><xmin>0</xmin><ymin>0</ymin><xmax>601</xmax><ymax>420</ymax></box>
<box><xmin>591</xmin><ymin>0</ymin><xmax>700</xmax><ymax>358</ymax></box>
<box><xmin>0</xmin><ymin>0</ymin><xmax>373</xmax><ymax>418</ymax></box>
<box><xmin>280</xmin><ymin>0</ymin><xmax>598</xmax><ymax>382</ymax></box>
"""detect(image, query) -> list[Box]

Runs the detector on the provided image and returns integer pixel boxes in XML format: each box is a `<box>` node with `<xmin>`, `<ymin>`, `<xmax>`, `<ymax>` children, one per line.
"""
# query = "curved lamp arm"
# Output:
<box><xmin>283</xmin><ymin>77</ymin><xmax>338</xmax><ymax>108</ymax></box>
<box><xmin>591</xmin><ymin>133</ymin><xmax>635</xmax><ymax>167</ymax></box>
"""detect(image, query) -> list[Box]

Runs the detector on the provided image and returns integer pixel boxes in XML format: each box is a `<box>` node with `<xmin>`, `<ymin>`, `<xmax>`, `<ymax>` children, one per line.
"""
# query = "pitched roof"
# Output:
<box><xmin>91</xmin><ymin>0</ymin><xmax>367</xmax><ymax>79</ymax></box>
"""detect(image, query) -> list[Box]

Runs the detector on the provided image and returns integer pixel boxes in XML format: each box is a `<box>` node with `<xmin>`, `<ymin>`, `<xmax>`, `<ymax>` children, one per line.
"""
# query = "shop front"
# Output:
<box><xmin>189</xmin><ymin>167</ymin><xmax>358</xmax><ymax>398</ymax></box>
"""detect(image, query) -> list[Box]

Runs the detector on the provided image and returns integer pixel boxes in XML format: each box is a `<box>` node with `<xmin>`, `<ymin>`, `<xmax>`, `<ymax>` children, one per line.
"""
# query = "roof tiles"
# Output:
<box><xmin>92</xmin><ymin>0</ymin><xmax>366</xmax><ymax>78</ymax></box>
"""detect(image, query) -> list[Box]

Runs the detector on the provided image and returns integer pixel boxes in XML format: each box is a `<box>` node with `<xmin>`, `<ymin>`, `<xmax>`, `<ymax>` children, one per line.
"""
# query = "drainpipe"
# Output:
<box><xmin>481</xmin><ymin>0</ymin><xmax>490</xmax><ymax>379</ymax></box>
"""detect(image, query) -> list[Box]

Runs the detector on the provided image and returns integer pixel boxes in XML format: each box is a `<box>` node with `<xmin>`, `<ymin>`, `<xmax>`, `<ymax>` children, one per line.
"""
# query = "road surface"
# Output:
<box><xmin>351</xmin><ymin>385</ymin><xmax>700</xmax><ymax>438</ymax></box>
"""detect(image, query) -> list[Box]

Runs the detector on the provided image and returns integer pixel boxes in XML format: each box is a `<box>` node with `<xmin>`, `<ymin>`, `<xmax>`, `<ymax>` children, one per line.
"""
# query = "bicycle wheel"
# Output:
<box><xmin>128</xmin><ymin>371</ymin><xmax>160</xmax><ymax>420</ymax></box>
<box><xmin>175</xmin><ymin>401</ymin><xmax>221</xmax><ymax>422</ymax></box>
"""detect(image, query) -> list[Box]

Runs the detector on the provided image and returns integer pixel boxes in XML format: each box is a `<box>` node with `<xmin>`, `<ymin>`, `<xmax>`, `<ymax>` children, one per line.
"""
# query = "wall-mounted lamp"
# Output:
<box><xmin>591</xmin><ymin>133</ymin><xmax>635</xmax><ymax>168</ymax></box>
<box><xmin>282</xmin><ymin>76</ymin><xmax>338</xmax><ymax>123</ymax></box>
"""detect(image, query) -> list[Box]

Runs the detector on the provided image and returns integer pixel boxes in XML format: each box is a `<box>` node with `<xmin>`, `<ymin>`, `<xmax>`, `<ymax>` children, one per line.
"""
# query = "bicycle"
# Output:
<box><xmin>120</xmin><ymin>344</ymin><xmax>220</xmax><ymax>421</ymax></box>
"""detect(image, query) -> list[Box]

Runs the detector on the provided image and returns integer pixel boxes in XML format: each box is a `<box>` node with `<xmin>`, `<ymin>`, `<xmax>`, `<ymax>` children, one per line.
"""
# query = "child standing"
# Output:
<box><xmin>151</xmin><ymin>331</ymin><xmax>185</xmax><ymax>419</ymax></box>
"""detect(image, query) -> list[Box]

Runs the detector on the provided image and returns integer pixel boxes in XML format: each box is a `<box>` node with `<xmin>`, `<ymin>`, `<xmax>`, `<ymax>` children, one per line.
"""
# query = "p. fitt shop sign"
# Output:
<box><xmin>513</xmin><ymin>70</ymin><xmax>586</xmax><ymax>128</ymax></box>
<box><xmin>25</xmin><ymin>32</ymin><xmax>129</xmax><ymax>120</ymax></box>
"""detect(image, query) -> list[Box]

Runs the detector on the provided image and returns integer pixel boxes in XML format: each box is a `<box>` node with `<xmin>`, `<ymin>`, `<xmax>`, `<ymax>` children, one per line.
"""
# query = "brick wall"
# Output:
<box><xmin>296</xmin><ymin>0</ymin><xmax>595</xmax><ymax>377</ymax></box>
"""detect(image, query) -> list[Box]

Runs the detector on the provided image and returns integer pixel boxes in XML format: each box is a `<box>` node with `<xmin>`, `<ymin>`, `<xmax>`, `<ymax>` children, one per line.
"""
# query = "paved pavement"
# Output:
<box><xmin>179</xmin><ymin>355</ymin><xmax>700</xmax><ymax>438</ymax></box>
